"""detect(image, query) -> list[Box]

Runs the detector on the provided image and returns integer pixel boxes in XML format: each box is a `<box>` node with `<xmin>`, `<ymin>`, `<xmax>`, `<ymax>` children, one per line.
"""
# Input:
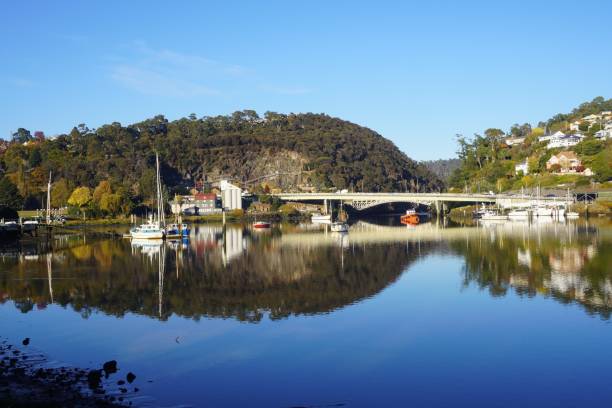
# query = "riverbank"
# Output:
<box><xmin>0</xmin><ymin>337</ymin><xmax>136</xmax><ymax>407</ymax></box>
<box><xmin>59</xmin><ymin>211</ymin><xmax>310</xmax><ymax>227</ymax></box>
<box><xmin>448</xmin><ymin>200</ymin><xmax>612</xmax><ymax>220</ymax></box>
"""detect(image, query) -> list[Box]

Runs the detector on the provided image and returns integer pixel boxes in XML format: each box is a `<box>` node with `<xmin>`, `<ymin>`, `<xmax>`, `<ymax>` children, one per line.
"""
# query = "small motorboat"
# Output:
<box><xmin>508</xmin><ymin>209</ymin><xmax>529</xmax><ymax>218</ymax></box>
<box><xmin>480</xmin><ymin>211</ymin><xmax>508</xmax><ymax>221</ymax></box>
<box><xmin>330</xmin><ymin>222</ymin><xmax>349</xmax><ymax>233</ymax></box>
<box><xmin>534</xmin><ymin>206</ymin><xmax>553</xmax><ymax>217</ymax></box>
<box><xmin>253</xmin><ymin>221</ymin><xmax>271</xmax><ymax>229</ymax></box>
<box><xmin>166</xmin><ymin>223</ymin><xmax>190</xmax><ymax>238</ymax></box>
<box><xmin>566</xmin><ymin>211</ymin><xmax>579</xmax><ymax>218</ymax></box>
<box><xmin>22</xmin><ymin>219</ymin><xmax>39</xmax><ymax>232</ymax></box>
<box><xmin>400</xmin><ymin>209</ymin><xmax>420</xmax><ymax>225</ymax></box>
<box><xmin>311</xmin><ymin>213</ymin><xmax>332</xmax><ymax>223</ymax></box>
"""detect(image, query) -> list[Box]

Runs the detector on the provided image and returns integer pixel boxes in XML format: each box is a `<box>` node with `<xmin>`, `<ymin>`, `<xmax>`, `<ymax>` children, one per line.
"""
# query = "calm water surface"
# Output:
<box><xmin>1</xmin><ymin>219</ymin><xmax>612</xmax><ymax>407</ymax></box>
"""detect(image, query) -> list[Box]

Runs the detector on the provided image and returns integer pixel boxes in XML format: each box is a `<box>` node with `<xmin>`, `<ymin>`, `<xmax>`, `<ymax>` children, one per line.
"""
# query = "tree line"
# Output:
<box><xmin>0</xmin><ymin>111</ymin><xmax>443</xmax><ymax>217</ymax></box>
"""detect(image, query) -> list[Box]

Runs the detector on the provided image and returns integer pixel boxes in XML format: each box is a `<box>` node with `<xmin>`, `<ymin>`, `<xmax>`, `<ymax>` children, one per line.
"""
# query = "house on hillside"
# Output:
<box><xmin>583</xmin><ymin>114</ymin><xmax>600</xmax><ymax>123</ymax></box>
<box><xmin>539</xmin><ymin>130</ymin><xmax>565</xmax><ymax>142</ymax></box>
<box><xmin>515</xmin><ymin>161</ymin><xmax>529</xmax><ymax>175</ymax></box>
<box><xmin>505</xmin><ymin>136</ymin><xmax>525</xmax><ymax>146</ymax></box>
<box><xmin>546</xmin><ymin>132</ymin><xmax>584</xmax><ymax>149</ymax></box>
<box><xmin>546</xmin><ymin>151</ymin><xmax>592</xmax><ymax>175</ymax></box>
<box><xmin>570</xmin><ymin>121</ymin><xmax>581</xmax><ymax>131</ymax></box>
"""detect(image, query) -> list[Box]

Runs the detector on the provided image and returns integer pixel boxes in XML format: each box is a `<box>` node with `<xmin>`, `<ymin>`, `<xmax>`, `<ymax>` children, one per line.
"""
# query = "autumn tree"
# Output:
<box><xmin>67</xmin><ymin>187</ymin><xmax>92</xmax><ymax>218</ymax></box>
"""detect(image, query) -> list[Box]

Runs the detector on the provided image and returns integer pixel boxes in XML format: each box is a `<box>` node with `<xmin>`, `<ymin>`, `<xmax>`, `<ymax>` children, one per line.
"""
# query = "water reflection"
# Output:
<box><xmin>0</xmin><ymin>220</ymin><xmax>610</xmax><ymax>321</ymax></box>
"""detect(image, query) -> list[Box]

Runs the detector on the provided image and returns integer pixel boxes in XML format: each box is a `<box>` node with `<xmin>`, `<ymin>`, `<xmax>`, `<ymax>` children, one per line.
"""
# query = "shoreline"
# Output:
<box><xmin>0</xmin><ymin>337</ymin><xmax>138</xmax><ymax>407</ymax></box>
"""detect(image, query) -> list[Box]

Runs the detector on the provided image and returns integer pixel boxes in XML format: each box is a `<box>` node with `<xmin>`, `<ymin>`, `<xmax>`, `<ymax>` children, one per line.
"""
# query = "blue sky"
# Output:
<box><xmin>1</xmin><ymin>1</ymin><xmax>611</xmax><ymax>160</ymax></box>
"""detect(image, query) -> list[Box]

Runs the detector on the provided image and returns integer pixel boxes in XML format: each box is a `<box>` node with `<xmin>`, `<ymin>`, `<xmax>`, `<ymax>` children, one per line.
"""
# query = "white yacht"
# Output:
<box><xmin>508</xmin><ymin>209</ymin><xmax>529</xmax><ymax>218</ymax></box>
<box><xmin>311</xmin><ymin>213</ymin><xmax>332</xmax><ymax>223</ymax></box>
<box><xmin>130</xmin><ymin>153</ymin><xmax>165</xmax><ymax>239</ymax></box>
<box><xmin>131</xmin><ymin>216</ymin><xmax>164</xmax><ymax>239</ymax></box>
<box><xmin>330</xmin><ymin>221</ymin><xmax>349</xmax><ymax>232</ymax></box>
<box><xmin>534</xmin><ymin>207</ymin><xmax>553</xmax><ymax>217</ymax></box>
<box><xmin>480</xmin><ymin>211</ymin><xmax>508</xmax><ymax>221</ymax></box>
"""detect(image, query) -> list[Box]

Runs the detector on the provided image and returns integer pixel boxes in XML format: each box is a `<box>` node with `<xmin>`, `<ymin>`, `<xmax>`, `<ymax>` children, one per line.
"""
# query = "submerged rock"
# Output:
<box><xmin>102</xmin><ymin>360</ymin><xmax>117</xmax><ymax>377</ymax></box>
<box><xmin>87</xmin><ymin>369</ymin><xmax>102</xmax><ymax>389</ymax></box>
<box><xmin>126</xmin><ymin>372</ymin><xmax>136</xmax><ymax>384</ymax></box>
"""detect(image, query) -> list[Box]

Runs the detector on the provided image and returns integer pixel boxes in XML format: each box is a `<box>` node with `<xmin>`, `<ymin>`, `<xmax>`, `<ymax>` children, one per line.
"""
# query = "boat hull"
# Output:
<box><xmin>330</xmin><ymin>222</ymin><xmax>349</xmax><ymax>232</ymax></box>
<box><xmin>400</xmin><ymin>214</ymin><xmax>420</xmax><ymax>225</ymax></box>
<box><xmin>130</xmin><ymin>230</ymin><xmax>165</xmax><ymax>239</ymax></box>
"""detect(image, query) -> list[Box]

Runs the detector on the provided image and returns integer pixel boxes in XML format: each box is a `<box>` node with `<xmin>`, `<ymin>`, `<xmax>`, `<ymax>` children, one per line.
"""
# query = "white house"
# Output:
<box><xmin>545</xmin><ymin>132</ymin><xmax>584</xmax><ymax>149</ymax></box>
<box><xmin>539</xmin><ymin>130</ymin><xmax>565</xmax><ymax>142</ymax></box>
<box><xmin>515</xmin><ymin>161</ymin><xmax>529</xmax><ymax>175</ymax></box>
<box><xmin>569</xmin><ymin>121</ymin><xmax>581</xmax><ymax>131</ymax></box>
<box><xmin>505</xmin><ymin>136</ymin><xmax>525</xmax><ymax>146</ymax></box>
<box><xmin>583</xmin><ymin>114</ymin><xmax>600</xmax><ymax>123</ymax></box>
<box><xmin>595</xmin><ymin>128</ymin><xmax>612</xmax><ymax>140</ymax></box>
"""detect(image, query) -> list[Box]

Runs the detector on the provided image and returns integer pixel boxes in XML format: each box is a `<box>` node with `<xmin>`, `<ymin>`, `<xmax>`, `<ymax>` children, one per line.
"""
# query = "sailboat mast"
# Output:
<box><xmin>46</xmin><ymin>171</ymin><xmax>52</xmax><ymax>224</ymax></box>
<box><xmin>156</xmin><ymin>153</ymin><xmax>164</xmax><ymax>227</ymax></box>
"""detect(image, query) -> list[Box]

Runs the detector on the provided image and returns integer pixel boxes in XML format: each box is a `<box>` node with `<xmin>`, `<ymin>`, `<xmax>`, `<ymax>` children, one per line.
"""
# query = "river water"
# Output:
<box><xmin>1</xmin><ymin>218</ymin><xmax>611</xmax><ymax>407</ymax></box>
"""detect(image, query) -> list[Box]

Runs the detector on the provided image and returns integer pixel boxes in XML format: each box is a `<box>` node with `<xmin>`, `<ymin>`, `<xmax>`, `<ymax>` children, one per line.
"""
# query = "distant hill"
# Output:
<box><xmin>421</xmin><ymin>159</ymin><xmax>461</xmax><ymax>185</ymax></box>
<box><xmin>0</xmin><ymin>111</ymin><xmax>443</xmax><ymax>211</ymax></box>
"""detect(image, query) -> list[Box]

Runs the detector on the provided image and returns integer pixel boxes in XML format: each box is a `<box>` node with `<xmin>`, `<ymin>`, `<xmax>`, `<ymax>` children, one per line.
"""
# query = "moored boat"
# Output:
<box><xmin>480</xmin><ymin>211</ymin><xmax>508</xmax><ymax>221</ymax></box>
<box><xmin>131</xmin><ymin>153</ymin><xmax>165</xmax><ymax>239</ymax></box>
<box><xmin>130</xmin><ymin>221</ymin><xmax>165</xmax><ymax>239</ymax></box>
<box><xmin>566</xmin><ymin>211</ymin><xmax>579</xmax><ymax>218</ymax></box>
<box><xmin>311</xmin><ymin>213</ymin><xmax>332</xmax><ymax>223</ymax></box>
<box><xmin>166</xmin><ymin>223</ymin><xmax>190</xmax><ymax>238</ymax></box>
<box><xmin>534</xmin><ymin>207</ymin><xmax>553</xmax><ymax>217</ymax></box>
<box><xmin>508</xmin><ymin>209</ymin><xmax>529</xmax><ymax>218</ymax></box>
<box><xmin>253</xmin><ymin>221</ymin><xmax>271</xmax><ymax>229</ymax></box>
<box><xmin>330</xmin><ymin>221</ymin><xmax>349</xmax><ymax>233</ymax></box>
<box><xmin>400</xmin><ymin>209</ymin><xmax>420</xmax><ymax>225</ymax></box>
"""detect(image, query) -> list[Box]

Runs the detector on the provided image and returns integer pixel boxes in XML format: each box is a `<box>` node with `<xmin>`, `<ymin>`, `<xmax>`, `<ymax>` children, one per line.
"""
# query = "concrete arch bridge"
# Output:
<box><xmin>274</xmin><ymin>192</ymin><xmax>570</xmax><ymax>213</ymax></box>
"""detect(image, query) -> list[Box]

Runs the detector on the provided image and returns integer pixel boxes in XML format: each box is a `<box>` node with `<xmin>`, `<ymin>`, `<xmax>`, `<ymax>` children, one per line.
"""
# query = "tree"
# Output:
<box><xmin>93</xmin><ymin>180</ymin><xmax>112</xmax><ymax>206</ymax></box>
<box><xmin>0</xmin><ymin>177</ymin><xmax>24</xmax><ymax>210</ymax></box>
<box><xmin>99</xmin><ymin>193</ymin><xmax>122</xmax><ymax>215</ymax></box>
<box><xmin>67</xmin><ymin>187</ymin><xmax>92</xmax><ymax>217</ymax></box>
<box><xmin>51</xmin><ymin>179</ymin><xmax>71</xmax><ymax>208</ymax></box>
<box><xmin>34</xmin><ymin>131</ymin><xmax>45</xmax><ymax>142</ymax></box>
<box><xmin>11</xmin><ymin>128</ymin><xmax>32</xmax><ymax>144</ymax></box>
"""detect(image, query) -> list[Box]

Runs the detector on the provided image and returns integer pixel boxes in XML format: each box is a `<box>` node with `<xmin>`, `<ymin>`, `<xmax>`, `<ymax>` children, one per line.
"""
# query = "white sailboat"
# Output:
<box><xmin>330</xmin><ymin>202</ymin><xmax>349</xmax><ymax>232</ymax></box>
<box><xmin>508</xmin><ymin>209</ymin><xmax>529</xmax><ymax>218</ymax></box>
<box><xmin>311</xmin><ymin>213</ymin><xmax>332</xmax><ymax>223</ymax></box>
<box><xmin>130</xmin><ymin>153</ymin><xmax>165</xmax><ymax>239</ymax></box>
<box><xmin>480</xmin><ymin>210</ymin><xmax>508</xmax><ymax>221</ymax></box>
<box><xmin>533</xmin><ymin>185</ymin><xmax>553</xmax><ymax>217</ymax></box>
<box><xmin>565</xmin><ymin>188</ymin><xmax>579</xmax><ymax>218</ymax></box>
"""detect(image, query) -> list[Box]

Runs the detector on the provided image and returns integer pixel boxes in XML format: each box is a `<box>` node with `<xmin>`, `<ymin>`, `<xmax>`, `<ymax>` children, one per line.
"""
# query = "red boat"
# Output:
<box><xmin>252</xmin><ymin>221</ymin><xmax>271</xmax><ymax>229</ymax></box>
<box><xmin>400</xmin><ymin>209</ymin><xmax>420</xmax><ymax>225</ymax></box>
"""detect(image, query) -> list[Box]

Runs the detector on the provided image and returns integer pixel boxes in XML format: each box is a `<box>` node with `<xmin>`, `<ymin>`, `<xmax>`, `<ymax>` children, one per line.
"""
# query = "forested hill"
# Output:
<box><xmin>0</xmin><ymin>111</ymin><xmax>442</xmax><ymax>211</ymax></box>
<box><xmin>421</xmin><ymin>159</ymin><xmax>461</xmax><ymax>184</ymax></box>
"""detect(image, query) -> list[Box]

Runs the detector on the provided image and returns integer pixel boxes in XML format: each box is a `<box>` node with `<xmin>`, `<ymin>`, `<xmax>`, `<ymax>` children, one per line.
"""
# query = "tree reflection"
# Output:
<box><xmin>0</xmin><ymin>226</ymin><xmax>431</xmax><ymax>322</ymax></box>
<box><xmin>1</xmin><ymin>222</ymin><xmax>610</xmax><ymax>321</ymax></box>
